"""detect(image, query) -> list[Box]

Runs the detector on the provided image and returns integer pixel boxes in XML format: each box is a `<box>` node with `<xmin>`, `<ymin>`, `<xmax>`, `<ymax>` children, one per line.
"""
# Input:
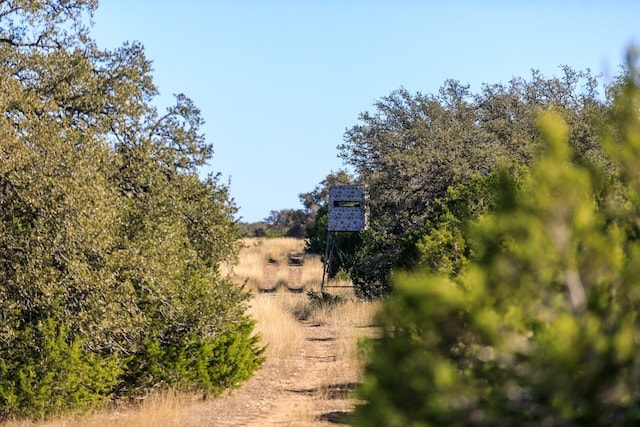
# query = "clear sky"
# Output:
<box><xmin>91</xmin><ymin>1</ymin><xmax>640</xmax><ymax>223</ymax></box>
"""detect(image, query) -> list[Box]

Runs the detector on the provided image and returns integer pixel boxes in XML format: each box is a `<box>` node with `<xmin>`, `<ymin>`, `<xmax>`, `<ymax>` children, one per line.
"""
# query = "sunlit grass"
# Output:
<box><xmin>248</xmin><ymin>292</ymin><xmax>306</xmax><ymax>369</ymax></box>
<box><xmin>222</xmin><ymin>237</ymin><xmax>321</xmax><ymax>291</ymax></box>
<box><xmin>0</xmin><ymin>390</ymin><xmax>194</xmax><ymax>427</ymax></box>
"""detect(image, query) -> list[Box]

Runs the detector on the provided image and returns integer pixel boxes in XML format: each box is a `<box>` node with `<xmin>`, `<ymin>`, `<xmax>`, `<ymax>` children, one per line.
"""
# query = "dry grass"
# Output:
<box><xmin>0</xmin><ymin>390</ymin><xmax>195</xmax><ymax>427</ymax></box>
<box><xmin>222</xmin><ymin>237</ymin><xmax>314</xmax><ymax>291</ymax></box>
<box><xmin>2</xmin><ymin>237</ymin><xmax>378</xmax><ymax>427</ymax></box>
<box><xmin>308</xmin><ymin>295</ymin><xmax>380</xmax><ymax>382</ymax></box>
<box><xmin>222</xmin><ymin>237</ymin><xmax>351</xmax><ymax>293</ymax></box>
<box><xmin>247</xmin><ymin>288</ymin><xmax>379</xmax><ymax>370</ymax></box>
<box><xmin>248</xmin><ymin>293</ymin><xmax>306</xmax><ymax>369</ymax></box>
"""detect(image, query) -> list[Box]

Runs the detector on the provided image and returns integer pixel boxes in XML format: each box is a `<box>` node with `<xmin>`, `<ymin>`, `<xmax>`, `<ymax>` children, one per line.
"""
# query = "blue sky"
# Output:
<box><xmin>92</xmin><ymin>1</ymin><xmax>640</xmax><ymax>223</ymax></box>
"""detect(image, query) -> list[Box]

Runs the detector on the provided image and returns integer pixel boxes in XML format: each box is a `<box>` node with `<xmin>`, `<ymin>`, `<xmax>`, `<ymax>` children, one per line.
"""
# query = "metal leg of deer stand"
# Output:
<box><xmin>321</xmin><ymin>231</ymin><xmax>334</xmax><ymax>293</ymax></box>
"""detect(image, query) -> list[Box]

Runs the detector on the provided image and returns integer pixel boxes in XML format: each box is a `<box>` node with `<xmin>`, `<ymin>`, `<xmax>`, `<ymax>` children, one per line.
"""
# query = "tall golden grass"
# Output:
<box><xmin>222</xmin><ymin>237</ymin><xmax>353</xmax><ymax>292</ymax></box>
<box><xmin>2</xmin><ymin>237</ymin><xmax>377</xmax><ymax>427</ymax></box>
<box><xmin>222</xmin><ymin>237</ymin><xmax>314</xmax><ymax>291</ymax></box>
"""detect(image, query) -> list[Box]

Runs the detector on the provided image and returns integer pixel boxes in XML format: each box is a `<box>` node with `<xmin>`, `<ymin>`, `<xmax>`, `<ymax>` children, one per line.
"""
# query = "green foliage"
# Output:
<box><xmin>0</xmin><ymin>318</ymin><xmax>121</xmax><ymax>420</ymax></box>
<box><xmin>122</xmin><ymin>320</ymin><xmax>264</xmax><ymax>398</ymax></box>
<box><xmin>416</xmin><ymin>215</ymin><xmax>467</xmax><ymax>276</ymax></box>
<box><xmin>416</xmin><ymin>172</ymin><xmax>502</xmax><ymax>276</ymax></box>
<box><xmin>238</xmin><ymin>221</ymin><xmax>269</xmax><ymax>237</ymax></box>
<box><xmin>305</xmin><ymin>205</ymin><xmax>330</xmax><ymax>254</ymax></box>
<box><xmin>355</xmin><ymin>274</ymin><xmax>472</xmax><ymax>426</ymax></box>
<box><xmin>355</xmin><ymin>70</ymin><xmax>640</xmax><ymax>425</ymax></box>
<box><xmin>0</xmin><ymin>1</ymin><xmax>262</xmax><ymax>420</ymax></box>
<box><xmin>299</xmin><ymin>170</ymin><xmax>355</xmax><ymax>217</ymax></box>
<box><xmin>340</xmin><ymin>69</ymin><xmax>611</xmax><ymax>296</ymax></box>
<box><xmin>350</xmin><ymin>231</ymin><xmax>395</xmax><ymax>298</ymax></box>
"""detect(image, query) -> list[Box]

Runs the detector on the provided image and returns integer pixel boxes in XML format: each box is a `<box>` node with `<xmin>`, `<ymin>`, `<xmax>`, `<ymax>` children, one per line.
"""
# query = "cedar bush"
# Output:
<box><xmin>0</xmin><ymin>318</ymin><xmax>122</xmax><ymax>420</ymax></box>
<box><xmin>122</xmin><ymin>321</ymin><xmax>263</xmax><ymax>397</ymax></box>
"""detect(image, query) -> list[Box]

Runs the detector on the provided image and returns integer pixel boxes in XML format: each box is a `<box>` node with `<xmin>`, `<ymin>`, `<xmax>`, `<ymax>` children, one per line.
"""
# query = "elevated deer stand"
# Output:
<box><xmin>321</xmin><ymin>185</ymin><xmax>366</xmax><ymax>292</ymax></box>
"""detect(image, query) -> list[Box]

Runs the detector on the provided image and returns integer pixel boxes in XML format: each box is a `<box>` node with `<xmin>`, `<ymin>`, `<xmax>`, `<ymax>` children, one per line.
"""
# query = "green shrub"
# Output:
<box><xmin>0</xmin><ymin>318</ymin><xmax>122</xmax><ymax>420</ymax></box>
<box><xmin>121</xmin><ymin>322</ymin><xmax>264</xmax><ymax>398</ymax></box>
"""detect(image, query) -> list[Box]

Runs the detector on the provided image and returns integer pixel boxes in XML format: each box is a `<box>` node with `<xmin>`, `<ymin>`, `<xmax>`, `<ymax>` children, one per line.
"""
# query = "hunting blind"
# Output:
<box><xmin>327</xmin><ymin>185</ymin><xmax>366</xmax><ymax>232</ymax></box>
<box><xmin>322</xmin><ymin>185</ymin><xmax>366</xmax><ymax>291</ymax></box>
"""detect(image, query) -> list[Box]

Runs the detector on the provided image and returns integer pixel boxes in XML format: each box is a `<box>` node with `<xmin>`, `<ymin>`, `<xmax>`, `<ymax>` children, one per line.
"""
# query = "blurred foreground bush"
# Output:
<box><xmin>355</xmin><ymin>62</ymin><xmax>640</xmax><ymax>426</ymax></box>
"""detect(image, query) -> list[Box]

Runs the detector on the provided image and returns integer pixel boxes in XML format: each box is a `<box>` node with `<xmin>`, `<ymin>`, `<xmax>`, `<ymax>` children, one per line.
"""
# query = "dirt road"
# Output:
<box><xmin>179</xmin><ymin>320</ymin><xmax>366</xmax><ymax>426</ymax></box>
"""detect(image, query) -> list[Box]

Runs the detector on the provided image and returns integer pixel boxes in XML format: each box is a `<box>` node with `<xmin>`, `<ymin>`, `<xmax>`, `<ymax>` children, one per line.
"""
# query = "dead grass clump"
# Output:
<box><xmin>301</xmin><ymin>287</ymin><xmax>379</xmax><ymax>327</ymax></box>
<box><xmin>317</xmin><ymin>295</ymin><xmax>380</xmax><ymax>329</ymax></box>
<box><xmin>248</xmin><ymin>293</ymin><xmax>306</xmax><ymax>367</ymax></box>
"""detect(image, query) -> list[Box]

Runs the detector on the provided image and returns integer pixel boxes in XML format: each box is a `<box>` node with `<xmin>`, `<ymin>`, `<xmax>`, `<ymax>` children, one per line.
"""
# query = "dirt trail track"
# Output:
<box><xmin>180</xmin><ymin>320</ymin><xmax>363</xmax><ymax>426</ymax></box>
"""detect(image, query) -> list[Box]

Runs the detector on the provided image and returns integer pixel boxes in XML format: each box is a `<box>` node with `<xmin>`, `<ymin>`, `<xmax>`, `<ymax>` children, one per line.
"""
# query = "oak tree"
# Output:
<box><xmin>0</xmin><ymin>0</ymin><xmax>262</xmax><ymax>418</ymax></box>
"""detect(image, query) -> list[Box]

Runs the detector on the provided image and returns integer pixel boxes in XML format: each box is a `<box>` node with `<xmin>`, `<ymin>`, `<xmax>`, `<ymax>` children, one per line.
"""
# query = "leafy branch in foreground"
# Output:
<box><xmin>355</xmin><ymin>63</ymin><xmax>640</xmax><ymax>426</ymax></box>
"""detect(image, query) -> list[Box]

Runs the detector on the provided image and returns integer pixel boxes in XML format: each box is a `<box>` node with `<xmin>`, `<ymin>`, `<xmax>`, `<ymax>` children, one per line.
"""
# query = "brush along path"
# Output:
<box><xmin>2</xmin><ymin>313</ymin><xmax>368</xmax><ymax>427</ymax></box>
<box><xmin>183</xmin><ymin>319</ymin><xmax>364</xmax><ymax>426</ymax></box>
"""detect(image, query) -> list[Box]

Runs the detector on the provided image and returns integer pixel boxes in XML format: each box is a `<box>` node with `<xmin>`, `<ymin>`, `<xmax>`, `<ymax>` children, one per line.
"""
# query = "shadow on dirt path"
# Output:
<box><xmin>179</xmin><ymin>320</ymin><xmax>372</xmax><ymax>426</ymax></box>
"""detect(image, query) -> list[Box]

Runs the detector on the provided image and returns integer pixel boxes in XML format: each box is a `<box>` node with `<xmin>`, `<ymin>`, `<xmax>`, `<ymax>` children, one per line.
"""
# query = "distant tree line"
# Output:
<box><xmin>238</xmin><ymin>170</ymin><xmax>354</xmax><ymax>239</ymax></box>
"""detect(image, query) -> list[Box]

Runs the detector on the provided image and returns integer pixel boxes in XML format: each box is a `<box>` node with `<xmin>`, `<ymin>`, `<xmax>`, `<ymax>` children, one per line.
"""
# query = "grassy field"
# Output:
<box><xmin>222</xmin><ymin>237</ymin><xmax>352</xmax><ymax>292</ymax></box>
<box><xmin>3</xmin><ymin>237</ymin><xmax>377</xmax><ymax>426</ymax></box>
